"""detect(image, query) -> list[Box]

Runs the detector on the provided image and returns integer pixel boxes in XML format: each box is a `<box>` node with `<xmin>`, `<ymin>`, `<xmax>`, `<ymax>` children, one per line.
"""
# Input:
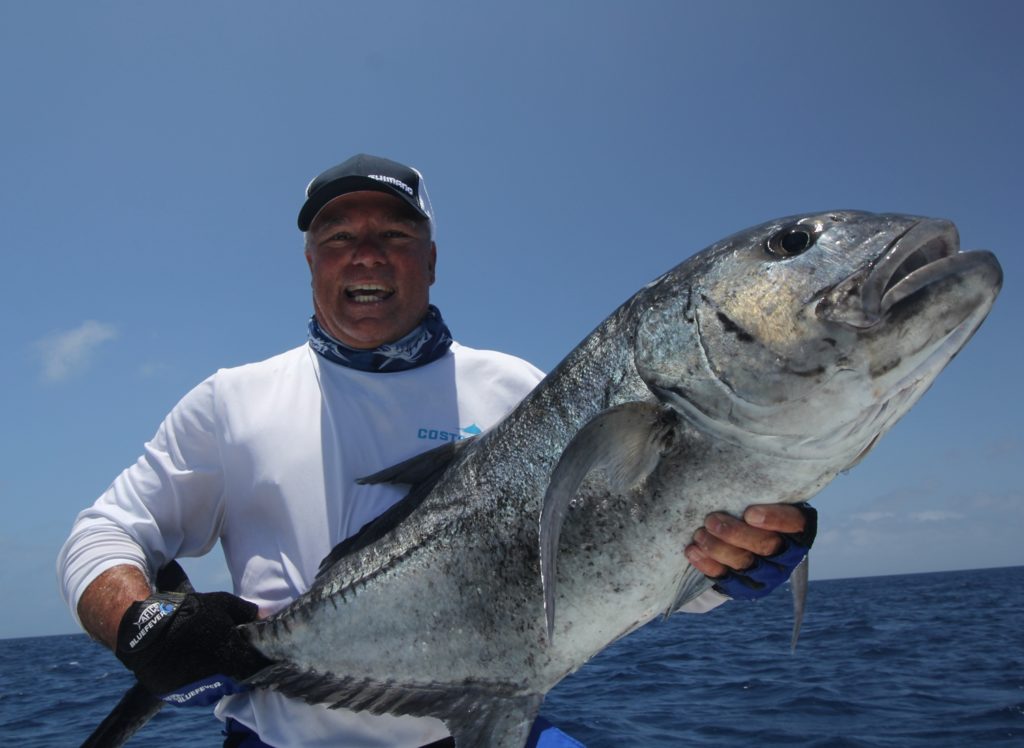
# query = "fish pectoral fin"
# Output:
<box><xmin>789</xmin><ymin>554</ymin><xmax>809</xmax><ymax>652</ymax></box>
<box><xmin>541</xmin><ymin>401</ymin><xmax>677</xmax><ymax>640</ymax></box>
<box><xmin>246</xmin><ymin>663</ymin><xmax>540</xmax><ymax>748</ymax></box>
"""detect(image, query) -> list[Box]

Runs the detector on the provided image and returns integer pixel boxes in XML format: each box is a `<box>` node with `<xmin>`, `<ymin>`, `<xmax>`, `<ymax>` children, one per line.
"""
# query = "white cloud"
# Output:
<box><xmin>138</xmin><ymin>361</ymin><xmax>166</xmax><ymax>378</ymax></box>
<box><xmin>38</xmin><ymin>320</ymin><xmax>118</xmax><ymax>382</ymax></box>
<box><xmin>850</xmin><ymin>511</ymin><xmax>895</xmax><ymax>523</ymax></box>
<box><xmin>810</xmin><ymin>488</ymin><xmax>1024</xmax><ymax>580</ymax></box>
<box><xmin>910</xmin><ymin>510</ymin><xmax>965</xmax><ymax>522</ymax></box>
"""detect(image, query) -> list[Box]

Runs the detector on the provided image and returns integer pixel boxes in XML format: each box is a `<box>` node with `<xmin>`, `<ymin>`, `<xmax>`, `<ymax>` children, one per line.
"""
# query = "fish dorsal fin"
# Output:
<box><xmin>314</xmin><ymin>438</ymin><xmax>476</xmax><ymax>580</ymax></box>
<box><xmin>540</xmin><ymin>401</ymin><xmax>677</xmax><ymax>640</ymax></box>
<box><xmin>357</xmin><ymin>437</ymin><xmax>476</xmax><ymax>487</ymax></box>
<box><xmin>244</xmin><ymin>662</ymin><xmax>541</xmax><ymax>748</ymax></box>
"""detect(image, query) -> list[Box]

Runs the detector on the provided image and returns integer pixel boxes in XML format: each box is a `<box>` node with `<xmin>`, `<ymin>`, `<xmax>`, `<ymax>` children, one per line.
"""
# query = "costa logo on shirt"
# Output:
<box><xmin>417</xmin><ymin>424</ymin><xmax>482</xmax><ymax>442</ymax></box>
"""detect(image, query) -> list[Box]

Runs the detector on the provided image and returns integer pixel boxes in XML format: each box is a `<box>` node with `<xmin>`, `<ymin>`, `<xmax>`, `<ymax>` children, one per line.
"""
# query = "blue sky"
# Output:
<box><xmin>1</xmin><ymin>1</ymin><xmax>1020</xmax><ymax>640</ymax></box>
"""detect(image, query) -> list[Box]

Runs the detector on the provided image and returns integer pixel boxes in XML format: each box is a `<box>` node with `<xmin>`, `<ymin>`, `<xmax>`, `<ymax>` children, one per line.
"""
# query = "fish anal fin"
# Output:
<box><xmin>445</xmin><ymin>693</ymin><xmax>542</xmax><ymax>748</ymax></box>
<box><xmin>540</xmin><ymin>401</ymin><xmax>677</xmax><ymax>640</ymax></box>
<box><xmin>246</xmin><ymin>663</ymin><xmax>540</xmax><ymax>748</ymax></box>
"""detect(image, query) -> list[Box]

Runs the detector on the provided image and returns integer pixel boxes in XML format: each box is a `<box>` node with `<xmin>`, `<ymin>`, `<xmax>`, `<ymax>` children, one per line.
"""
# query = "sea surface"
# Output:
<box><xmin>2</xmin><ymin>566</ymin><xmax>1022</xmax><ymax>746</ymax></box>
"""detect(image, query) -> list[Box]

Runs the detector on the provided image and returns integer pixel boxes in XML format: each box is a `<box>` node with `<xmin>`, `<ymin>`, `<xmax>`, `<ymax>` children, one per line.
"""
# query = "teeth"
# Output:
<box><xmin>346</xmin><ymin>284</ymin><xmax>394</xmax><ymax>302</ymax></box>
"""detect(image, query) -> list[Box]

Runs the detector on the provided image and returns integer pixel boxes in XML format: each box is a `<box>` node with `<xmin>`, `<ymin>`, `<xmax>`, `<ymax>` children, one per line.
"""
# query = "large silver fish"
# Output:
<box><xmin>88</xmin><ymin>211</ymin><xmax>1001</xmax><ymax>747</ymax></box>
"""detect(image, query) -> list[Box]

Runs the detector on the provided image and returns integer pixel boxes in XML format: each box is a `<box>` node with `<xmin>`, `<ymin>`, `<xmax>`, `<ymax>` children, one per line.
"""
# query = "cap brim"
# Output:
<box><xmin>298</xmin><ymin>176</ymin><xmax>429</xmax><ymax>231</ymax></box>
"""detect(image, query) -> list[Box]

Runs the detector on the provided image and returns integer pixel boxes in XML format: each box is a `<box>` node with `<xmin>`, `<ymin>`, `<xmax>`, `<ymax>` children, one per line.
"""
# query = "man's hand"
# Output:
<box><xmin>685</xmin><ymin>503</ymin><xmax>817</xmax><ymax>600</ymax></box>
<box><xmin>115</xmin><ymin>590</ymin><xmax>273</xmax><ymax>705</ymax></box>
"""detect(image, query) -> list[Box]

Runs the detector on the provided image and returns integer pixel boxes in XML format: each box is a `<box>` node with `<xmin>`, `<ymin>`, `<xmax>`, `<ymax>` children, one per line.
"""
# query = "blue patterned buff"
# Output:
<box><xmin>307</xmin><ymin>305</ymin><xmax>454</xmax><ymax>372</ymax></box>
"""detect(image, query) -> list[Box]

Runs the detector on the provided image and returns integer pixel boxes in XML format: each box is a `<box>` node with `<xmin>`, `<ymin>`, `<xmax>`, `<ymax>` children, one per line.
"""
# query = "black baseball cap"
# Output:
<box><xmin>297</xmin><ymin>153</ymin><xmax>434</xmax><ymax>231</ymax></box>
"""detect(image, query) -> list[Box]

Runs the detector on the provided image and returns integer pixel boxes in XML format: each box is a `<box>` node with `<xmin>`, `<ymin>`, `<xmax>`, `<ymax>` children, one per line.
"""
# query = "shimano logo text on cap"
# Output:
<box><xmin>298</xmin><ymin>153</ymin><xmax>434</xmax><ymax>232</ymax></box>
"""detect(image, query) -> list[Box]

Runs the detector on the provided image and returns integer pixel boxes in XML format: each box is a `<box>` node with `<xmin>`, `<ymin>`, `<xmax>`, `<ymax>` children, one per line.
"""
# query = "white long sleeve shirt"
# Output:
<box><xmin>58</xmin><ymin>340</ymin><xmax>726</xmax><ymax>747</ymax></box>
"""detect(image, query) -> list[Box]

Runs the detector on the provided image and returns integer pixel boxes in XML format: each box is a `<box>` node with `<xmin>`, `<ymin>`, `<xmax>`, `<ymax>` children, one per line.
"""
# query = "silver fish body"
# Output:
<box><xmin>242</xmin><ymin>211</ymin><xmax>1000</xmax><ymax>747</ymax></box>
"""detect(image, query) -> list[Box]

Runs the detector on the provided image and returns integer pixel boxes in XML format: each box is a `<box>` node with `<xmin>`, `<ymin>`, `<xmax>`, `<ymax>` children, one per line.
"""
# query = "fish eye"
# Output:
<box><xmin>766</xmin><ymin>225</ymin><xmax>817</xmax><ymax>258</ymax></box>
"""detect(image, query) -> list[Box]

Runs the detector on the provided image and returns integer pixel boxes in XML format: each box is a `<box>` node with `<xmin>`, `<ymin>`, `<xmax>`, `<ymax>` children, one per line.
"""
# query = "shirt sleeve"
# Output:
<box><xmin>56</xmin><ymin>374</ymin><xmax>227</xmax><ymax>627</ymax></box>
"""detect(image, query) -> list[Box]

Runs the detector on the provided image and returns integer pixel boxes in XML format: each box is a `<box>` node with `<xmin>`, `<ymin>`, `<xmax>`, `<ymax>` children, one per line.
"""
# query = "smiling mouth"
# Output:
<box><xmin>346</xmin><ymin>284</ymin><xmax>395</xmax><ymax>303</ymax></box>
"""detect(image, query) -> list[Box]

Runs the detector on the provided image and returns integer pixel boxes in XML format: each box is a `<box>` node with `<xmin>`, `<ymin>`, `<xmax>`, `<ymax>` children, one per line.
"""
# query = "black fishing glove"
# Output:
<box><xmin>712</xmin><ymin>503</ymin><xmax>817</xmax><ymax>600</ymax></box>
<box><xmin>116</xmin><ymin>590</ymin><xmax>272</xmax><ymax>706</ymax></box>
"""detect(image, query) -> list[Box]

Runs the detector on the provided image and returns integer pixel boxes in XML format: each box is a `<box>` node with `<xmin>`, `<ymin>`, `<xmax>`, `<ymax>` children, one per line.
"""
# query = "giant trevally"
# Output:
<box><xmin>86</xmin><ymin>210</ymin><xmax>1001</xmax><ymax>748</ymax></box>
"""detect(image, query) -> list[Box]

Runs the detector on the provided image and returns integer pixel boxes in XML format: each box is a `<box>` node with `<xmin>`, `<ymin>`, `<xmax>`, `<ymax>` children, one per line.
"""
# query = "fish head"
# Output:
<box><xmin>634</xmin><ymin>210</ymin><xmax>1002</xmax><ymax>463</ymax></box>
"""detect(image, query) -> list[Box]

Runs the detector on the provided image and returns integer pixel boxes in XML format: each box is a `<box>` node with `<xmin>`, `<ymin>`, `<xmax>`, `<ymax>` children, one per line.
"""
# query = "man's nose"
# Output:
<box><xmin>350</xmin><ymin>234</ymin><xmax>386</xmax><ymax>264</ymax></box>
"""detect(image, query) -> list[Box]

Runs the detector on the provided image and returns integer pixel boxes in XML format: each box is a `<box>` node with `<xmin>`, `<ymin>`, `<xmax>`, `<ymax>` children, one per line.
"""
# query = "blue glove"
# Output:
<box><xmin>712</xmin><ymin>503</ymin><xmax>817</xmax><ymax>600</ymax></box>
<box><xmin>160</xmin><ymin>673</ymin><xmax>249</xmax><ymax>707</ymax></box>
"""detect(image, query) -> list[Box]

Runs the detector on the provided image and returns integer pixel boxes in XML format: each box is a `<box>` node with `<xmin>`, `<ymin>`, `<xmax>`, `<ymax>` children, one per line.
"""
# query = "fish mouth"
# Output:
<box><xmin>864</xmin><ymin>220</ymin><xmax>959</xmax><ymax>318</ymax></box>
<box><xmin>820</xmin><ymin>219</ymin><xmax>998</xmax><ymax>328</ymax></box>
<box><xmin>345</xmin><ymin>284</ymin><xmax>395</xmax><ymax>303</ymax></box>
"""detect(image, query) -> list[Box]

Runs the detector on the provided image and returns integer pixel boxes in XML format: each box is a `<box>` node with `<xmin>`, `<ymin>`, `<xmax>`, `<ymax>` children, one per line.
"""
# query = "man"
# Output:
<box><xmin>58</xmin><ymin>154</ymin><xmax>814</xmax><ymax>747</ymax></box>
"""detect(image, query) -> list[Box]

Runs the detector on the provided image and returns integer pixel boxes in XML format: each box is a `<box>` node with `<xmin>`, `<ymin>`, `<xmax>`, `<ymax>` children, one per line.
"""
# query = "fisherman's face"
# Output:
<box><xmin>305</xmin><ymin>191</ymin><xmax>436</xmax><ymax>349</ymax></box>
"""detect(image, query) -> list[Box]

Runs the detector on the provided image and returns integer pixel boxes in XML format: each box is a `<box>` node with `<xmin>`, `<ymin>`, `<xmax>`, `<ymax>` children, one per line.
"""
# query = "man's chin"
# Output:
<box><xmin>328</xmin><ymin>320</ymin><xmax>407</xmax><ymax>350</ymax></box>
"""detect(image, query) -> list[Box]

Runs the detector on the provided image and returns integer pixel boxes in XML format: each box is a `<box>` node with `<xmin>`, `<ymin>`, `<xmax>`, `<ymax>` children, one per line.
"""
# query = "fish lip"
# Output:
<box><xmin>820</xmin><ymin>219</ymin><xmax>968</xmax><ymax>328</ymax></box>
<box><xmin>865</xmin><ymin>219</ymin><xmax>960</xmax><ymax>317</ymax></box>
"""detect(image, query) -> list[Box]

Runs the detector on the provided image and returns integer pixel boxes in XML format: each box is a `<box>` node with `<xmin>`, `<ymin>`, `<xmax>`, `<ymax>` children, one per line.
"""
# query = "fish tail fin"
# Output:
<box><xmin>79</xmin><ymin>560</ymin><xmax>195</xmax><ymax>747</ymax></box>
<box><xmin>79</xmin><ymin>682</ymin><xmax>162</xmax><ymax>748</ymax></box>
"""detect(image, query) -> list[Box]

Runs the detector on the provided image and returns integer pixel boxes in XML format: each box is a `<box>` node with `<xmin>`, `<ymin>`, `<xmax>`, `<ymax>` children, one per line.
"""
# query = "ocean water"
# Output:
<box><xmin>1</xmin><ymin>566</ymin><xmax>1021</xmax><ymax>746</ymax></box>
